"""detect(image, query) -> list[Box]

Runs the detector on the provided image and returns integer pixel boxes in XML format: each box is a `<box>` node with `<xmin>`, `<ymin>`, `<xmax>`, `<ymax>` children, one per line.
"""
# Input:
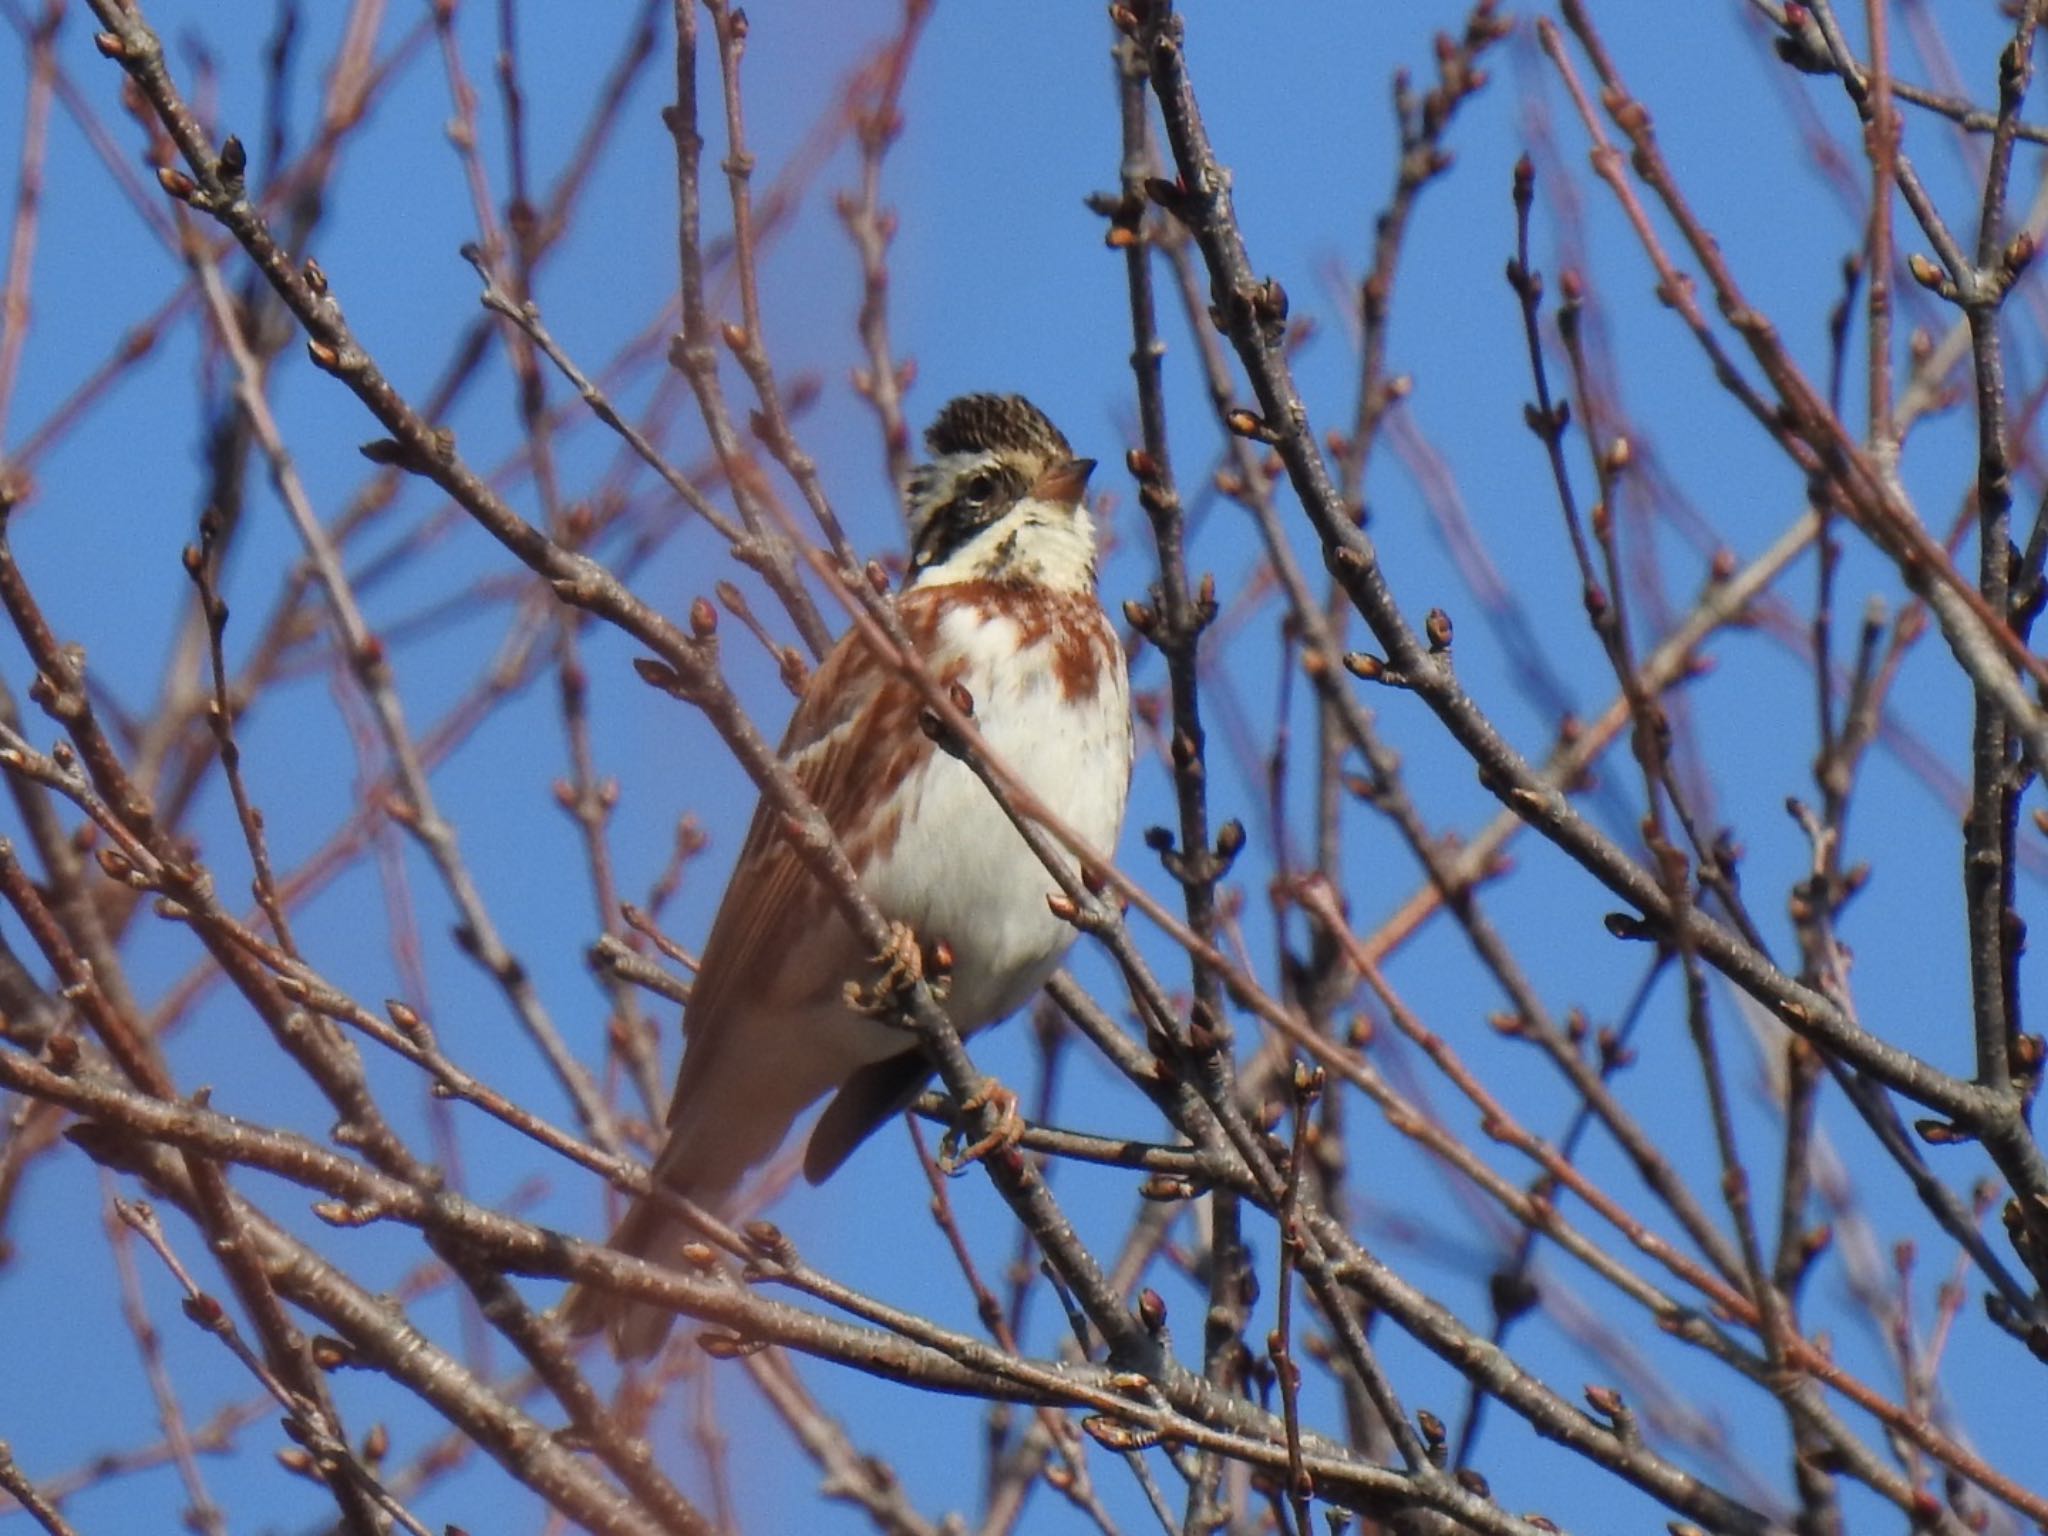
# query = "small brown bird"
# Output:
<box><xmin>567</xmin><ymin>394</ymin><xmax>1134</xmax><ymax>1358</ymax></box>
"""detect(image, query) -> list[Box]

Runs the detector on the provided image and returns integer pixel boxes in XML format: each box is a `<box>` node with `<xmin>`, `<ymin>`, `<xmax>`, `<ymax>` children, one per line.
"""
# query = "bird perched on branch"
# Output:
<box><xmin>565</xmin><ymin>394</ymin><xmax>1134</xmax><ymax>1358</ymax></box>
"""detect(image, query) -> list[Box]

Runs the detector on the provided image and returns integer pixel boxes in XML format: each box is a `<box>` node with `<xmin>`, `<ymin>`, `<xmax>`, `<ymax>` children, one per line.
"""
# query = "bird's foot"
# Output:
<box><xmin>939</xmin><ymin>1078</ymin><xmax>1025</xmax><ymax>1175</ymax></box>
<box><xmin>844</xmin><ymin>920</ymin><xmax>925</xmax><ymax>1017</ymax></box>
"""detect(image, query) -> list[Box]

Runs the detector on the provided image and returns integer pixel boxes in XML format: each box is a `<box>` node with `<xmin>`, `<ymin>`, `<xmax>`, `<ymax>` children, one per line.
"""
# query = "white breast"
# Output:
<box><xmin>858</xmin><ymin>603</ymin><xmax>1132</xmax><ymax>1044</ymax></box>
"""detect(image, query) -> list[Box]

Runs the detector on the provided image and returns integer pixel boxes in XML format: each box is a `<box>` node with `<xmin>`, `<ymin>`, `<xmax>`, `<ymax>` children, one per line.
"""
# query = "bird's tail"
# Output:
<box><xmin>560</xmin><ymin>1188</ymin><xmax>720</xmax><ymax>1361</ymax></box>
<box><xmin>560</xmin><ymin>1092</ymin><xmax>783</xmax><ymax>1359</ymax></box>
<box><xmin>564</xmin><ymin>1016</ymin><xmax>839</xmax><ymax>1358</ymax></box>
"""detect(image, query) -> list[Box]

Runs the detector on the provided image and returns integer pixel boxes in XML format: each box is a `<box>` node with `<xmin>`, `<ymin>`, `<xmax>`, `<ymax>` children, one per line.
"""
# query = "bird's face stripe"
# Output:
<box><xmin>907</xmin><ymin>452</ymin><xmax>1032</xmax><ymax>574</ymax></box>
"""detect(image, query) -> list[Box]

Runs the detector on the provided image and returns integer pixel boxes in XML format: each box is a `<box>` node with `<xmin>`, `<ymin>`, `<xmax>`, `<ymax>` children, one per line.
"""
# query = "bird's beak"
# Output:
<box><xmin>1031</xmin><ymin>456</ymin><xmax>1096</xmax><ymax>508</ymax></box>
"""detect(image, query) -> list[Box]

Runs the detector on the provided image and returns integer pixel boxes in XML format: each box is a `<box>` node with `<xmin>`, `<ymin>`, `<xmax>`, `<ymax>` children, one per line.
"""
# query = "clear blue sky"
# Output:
<box><xmin>1</xmin><ymin>2</ymin><xmax>2041</xmax><ymax>1532</ymax></box>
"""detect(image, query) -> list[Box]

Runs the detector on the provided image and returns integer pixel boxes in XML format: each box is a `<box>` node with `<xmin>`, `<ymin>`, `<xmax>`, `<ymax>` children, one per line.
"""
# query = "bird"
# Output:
<box><xmin>565</xmin><ymin>393</ymin><xmax>1134</xmax><ymax>1358</ymax></box>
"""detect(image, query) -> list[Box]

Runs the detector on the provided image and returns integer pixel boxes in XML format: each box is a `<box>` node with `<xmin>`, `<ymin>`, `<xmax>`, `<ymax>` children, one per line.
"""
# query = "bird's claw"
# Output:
<box><xmin>844</xmin><ymin>921</ymin><xmax>926</xmax><ymax>1016</ymax></box>
<box><xmin>938</xmin><ymin>1078</ymin><xmax>1025</xmax><ymax>1175</ymax></box>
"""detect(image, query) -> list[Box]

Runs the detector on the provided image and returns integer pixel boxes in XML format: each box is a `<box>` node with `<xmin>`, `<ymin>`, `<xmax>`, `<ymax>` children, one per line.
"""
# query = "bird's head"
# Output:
<box><xmin>902</xmin><ymin>394</ymin><xmax>1098</xmax><ymax>593</ymax></box>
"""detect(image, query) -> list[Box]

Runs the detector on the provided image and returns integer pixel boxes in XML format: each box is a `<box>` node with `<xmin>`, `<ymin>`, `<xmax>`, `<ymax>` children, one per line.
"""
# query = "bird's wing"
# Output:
<box><xmin>663</xmin><ymin>603</ymin><xmax>950</xmax><ymax>1130</ymax></box>
<box><xmin>802</xmin><ymin>1048</ymin><xmax>931</xmax><ymax>1184</ymax></box>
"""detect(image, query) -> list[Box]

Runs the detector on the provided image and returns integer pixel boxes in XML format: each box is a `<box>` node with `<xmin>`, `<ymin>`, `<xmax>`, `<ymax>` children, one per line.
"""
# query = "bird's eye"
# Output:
<box><xmin>962</xmin><ymin>471</ymin><xmax>997</xmax><ymax>507</ymax></box>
